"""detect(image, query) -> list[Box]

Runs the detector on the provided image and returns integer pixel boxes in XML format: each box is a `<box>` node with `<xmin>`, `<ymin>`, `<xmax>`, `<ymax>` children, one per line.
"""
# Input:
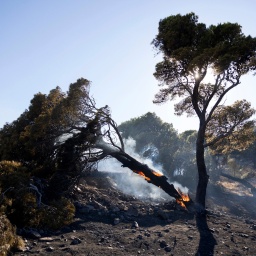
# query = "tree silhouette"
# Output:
<box><xmin>152</xmin><ymin>12</ymin><xmax>256</xmax><ymax>210</ymax></box>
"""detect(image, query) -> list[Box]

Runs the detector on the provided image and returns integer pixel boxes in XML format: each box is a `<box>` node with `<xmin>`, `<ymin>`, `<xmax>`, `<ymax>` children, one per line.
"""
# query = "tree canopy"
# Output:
<box><xmin>152</xmin><ymin>12</ymin><xmax>256</xmax><ymax>208</ymax></box>
<box><xmin>118</xmin><ymin>112</ymin><xmax>179</xmax><ymax>174</ymax></box>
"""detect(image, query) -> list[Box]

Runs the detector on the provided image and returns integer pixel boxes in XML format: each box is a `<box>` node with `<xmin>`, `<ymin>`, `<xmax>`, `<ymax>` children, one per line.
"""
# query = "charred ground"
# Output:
<box><xmin>12</xmin><ymin>172</ymin><xmax>256</xmax><ymax>256</ymax></box>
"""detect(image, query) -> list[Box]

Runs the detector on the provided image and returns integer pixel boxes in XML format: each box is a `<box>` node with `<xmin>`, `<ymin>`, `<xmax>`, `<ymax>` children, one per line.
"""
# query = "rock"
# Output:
<box><xmin>240</xmin><ymin>233</ymin><xmax>249</xmax><ymax>238</ymax></box>
<box><xmin>144</xmin><ymin>232</ymin><xmax>151</xmax><ymax>237</ymax></box>
<box><xmin>230</xmin><ymin>235</ymin><xmax>236</xmax><ymax>243</ymax></box>
<box><xmin>165</xmin><ymin>246</ymin><xmax>172</xmax><ymax>252</ymax></box>
<box><xmin>137</xmin><ymin>234</ymin><xmax>143</xmax><ymax>240</ymax></box>
<box><xmin>45</xmin><ymin>246</ymin><xmax>54</xmax><ymax>252</ymax></box>
<box><xmin>132</xmin><ymin>221</ymin><xmax>139</xmax><ymax>228</ymax></box>
<box><xmin>158</xmin><ymin>232</ymin><xmax>163</xmax><ymax>237</ymax></box>
<box><xmin>122</xmin><ymin>205</ymin><xmax>129</xmax><ymax>211</ymax></box>
<box><xmin>71</xmin><ymin>237</ymin><xmax>82</xmax><ymax>245</ymax></box>
<box><xmin>39</xmin><ymin>237</ymin><xmax>54</xmax><ymax>242</ymax></box>
<box><xmin>159</xmin><ymin>239</ymin><xmax>168</xmax><ymax>247</ymax></box>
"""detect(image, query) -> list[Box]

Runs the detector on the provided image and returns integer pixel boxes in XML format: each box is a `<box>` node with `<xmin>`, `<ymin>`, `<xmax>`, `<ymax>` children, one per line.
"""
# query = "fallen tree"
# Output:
<box><xmin>49</xmin><ymin>116</ymin><xmax>193</xmax><ymax>208</ymax></box>
<box><xmin>0</xmin><ymin>78</ymin><xmax>193</xmax><ymax>211</ymax></box>
<box><xmin>109</xmin><ymin>150</ymin><xmax>192</xmax><ymax>208</ymax></box>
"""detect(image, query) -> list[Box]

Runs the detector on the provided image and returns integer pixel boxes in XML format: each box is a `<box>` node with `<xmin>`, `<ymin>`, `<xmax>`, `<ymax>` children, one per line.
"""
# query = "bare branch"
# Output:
<box><xmin>0</xmin><ymin>187</ymin><xmax>14</xmax><ymax>203</ymax></box>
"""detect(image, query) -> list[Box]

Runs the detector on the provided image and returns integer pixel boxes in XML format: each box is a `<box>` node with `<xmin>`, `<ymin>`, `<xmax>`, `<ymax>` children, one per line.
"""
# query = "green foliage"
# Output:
<box><xmin>153</xmin><ymin>12</ymin><xmax>256</xmax><ymax>80</ymax></box>
<box><xmin>0</xmin><ymin>78</ymin><xmax>92</xmax><ymax>171</ymax></box>
<box><xmin>0</xmin><ymin>160</ymin><xmax>30</xmax><ymax>188</ymax></box>
<box><xmin>206</xmin><ymin>100</ymin><xmax>255</xmax><ymax>154</ymax></box>
<box><xmin>119</xmin><ymin>112</ymin><xmax>179</xmax><ymax>175</ymax></box>
<box><xmin>0</xmin><ymin>78</ymin><xmax>112</xmax><ymax>230</ymax></box>
<box><xmin>152</xmin><ymin>13</ymin><xmax>256</xmax><ymax>206</ymax></box>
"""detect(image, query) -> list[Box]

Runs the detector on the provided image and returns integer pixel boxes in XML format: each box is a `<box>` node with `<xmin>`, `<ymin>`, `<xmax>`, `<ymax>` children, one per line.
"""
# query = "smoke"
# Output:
<box><xmin>97</xmin><ymin>137</ymin><xmax>188</xmax><ymax>201</ymax></box>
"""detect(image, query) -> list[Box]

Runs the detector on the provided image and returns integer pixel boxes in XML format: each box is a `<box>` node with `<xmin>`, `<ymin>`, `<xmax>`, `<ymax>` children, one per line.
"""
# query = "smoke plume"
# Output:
<box><xmin>97</xmin><ymin>137</ymin><xmax>188</xmax><ymax>201</ymax></box>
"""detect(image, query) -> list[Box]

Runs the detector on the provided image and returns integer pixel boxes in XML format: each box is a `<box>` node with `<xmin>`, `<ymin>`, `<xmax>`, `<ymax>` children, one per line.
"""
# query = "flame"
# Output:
<box><xmin>152</xmin><ymin>170</ymin><xmax>163</xmax><ymax>177</ymax></box>
<box><xmin>133</xmin><ymin>169</ymin><xmax>163</xmax><ymax>182</ymax></box>
<box><xmin>134</xmin><ymin>170</ymin><xmax>151</xmax><ymax>181</ymax></box>
<box><xmin>176</xmin><ymin>188</ymin><xmax>190</xmax><ymax>209</ymax></box>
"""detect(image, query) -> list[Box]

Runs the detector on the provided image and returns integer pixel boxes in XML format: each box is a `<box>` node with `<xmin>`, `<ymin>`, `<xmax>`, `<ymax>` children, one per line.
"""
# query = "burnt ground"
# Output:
<box><xmin>12</xmin><ymin>172</ymin><xmax>256</xmax><ymax>256</ymax></box>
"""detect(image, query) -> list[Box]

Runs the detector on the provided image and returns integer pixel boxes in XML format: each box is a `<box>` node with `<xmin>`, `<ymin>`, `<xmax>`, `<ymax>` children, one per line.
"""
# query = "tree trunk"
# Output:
<box><xmin>195</xmin><ymin>128</ymin><xmax>209</xmax><ymax>210</ymax></box>
<box><xmin>110</xmin><ymin>151</ymin><xmax>193</xmax><ymax>207</ymax></box>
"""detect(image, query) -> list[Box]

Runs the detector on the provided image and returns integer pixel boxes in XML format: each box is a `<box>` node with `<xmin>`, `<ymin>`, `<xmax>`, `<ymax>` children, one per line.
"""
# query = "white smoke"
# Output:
<box><xmin>97</xmin><ymin>137</ymin><xmax>188</xmax><ymax>200</ymax></box>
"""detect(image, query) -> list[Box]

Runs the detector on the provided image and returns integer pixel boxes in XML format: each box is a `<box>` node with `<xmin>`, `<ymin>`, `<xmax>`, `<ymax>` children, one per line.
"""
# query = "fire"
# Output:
<box><xmin>176</xmin><ymin>188</ymin><xmax>190</xmax><ymax>209</ymax></box>
<box><xmin>134</xmin><ymin>170</ymin><xmax>151</xmax><ymax>182</ymax></box>
<box><xmin>152</xmin><ymin>170</ymin><xmax>163</xmax><ymax>177</ymax></box>
<box><xmin>133</xmin><ymin>169</ymin><xmax>163</xmax><ymax>182</ymax></box>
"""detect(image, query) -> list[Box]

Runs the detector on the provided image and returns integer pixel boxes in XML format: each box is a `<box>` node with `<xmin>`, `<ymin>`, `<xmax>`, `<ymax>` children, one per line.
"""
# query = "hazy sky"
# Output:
<box><xmin>1</xmin><ymin>1</ymin><xmax>256</xmax><ymax>132</ymax></box>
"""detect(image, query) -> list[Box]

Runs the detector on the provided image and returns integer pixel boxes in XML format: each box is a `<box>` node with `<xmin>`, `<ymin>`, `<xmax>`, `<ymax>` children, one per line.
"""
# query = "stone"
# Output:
<box><xmin>159</xmin><ymin>239</ymin><xmax>168</xmax><ymax>247</ymax></box>
<box><xmin>132</xmin><ymin>221</ymin><xmax>139</xmax><ymax>228</ymax></box>
<box><xmin>39</xmin><ymin>237</ymin><xmax>54</xmax><ymax>242</ymax></box>
<box><xmin>165</xmin><ymin>246</ymin><xmax>172</xmax><ymax>252</ymax></box>
<box><xmin>45</xmin><ymin>246</ymin><xmax>54</xmax><ymax>252</ymax></box>
<box><xmin>137</xmin><ymin>234</ymin><xmax>143</xmax><ymax>240</ymax></box>
<box><xmin>71</xmin><ymin>237</ymin><xmax>82</xmax><ymax>245</ymax></box>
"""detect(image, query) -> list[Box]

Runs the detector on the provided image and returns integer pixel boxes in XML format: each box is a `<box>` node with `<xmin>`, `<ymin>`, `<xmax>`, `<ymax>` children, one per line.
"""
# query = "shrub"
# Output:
<box><xmin>0</xmin><ymin>213</ymin><xmax>25</xmax><ymax>255</ymax></box>
<box><xmin>0</xmin><ymin>161</ymin><xmax>75</xmax><ymax>230</ymax></box>
<box><xmin>37</xmin><ymin>198</ymin><xmax>76</xmax><ymax>230</ymax></box>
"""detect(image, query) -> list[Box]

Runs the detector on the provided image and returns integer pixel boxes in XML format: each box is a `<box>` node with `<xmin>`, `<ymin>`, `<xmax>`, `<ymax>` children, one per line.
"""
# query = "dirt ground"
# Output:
<box><xmin>12</xmin><ymin>173</ymin><xmax>256</xmax><ymax>256</ymax></box>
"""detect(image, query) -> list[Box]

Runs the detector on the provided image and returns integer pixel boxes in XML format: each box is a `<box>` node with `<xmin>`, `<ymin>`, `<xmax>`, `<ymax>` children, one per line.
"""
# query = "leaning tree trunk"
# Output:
<box><xmin>195</xmin><ymin>128</ymin><xmax>209</xmax><ymax>211</ymax></box>
<box><xmin>109</xmin><ymin>151</ymin><xmax>193</xmax><ymax>208</ymax></box>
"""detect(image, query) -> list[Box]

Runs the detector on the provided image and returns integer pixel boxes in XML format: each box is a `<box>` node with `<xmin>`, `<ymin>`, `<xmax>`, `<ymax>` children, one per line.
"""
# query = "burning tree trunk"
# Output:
<box><xmin>109</xmin><ymin>151</ymin><xmax>192</xmax><ymax>209</ymax></box>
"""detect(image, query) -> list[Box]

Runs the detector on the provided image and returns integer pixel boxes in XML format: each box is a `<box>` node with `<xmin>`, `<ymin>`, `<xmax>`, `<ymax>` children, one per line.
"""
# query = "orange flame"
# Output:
<box><xmin>134</xmin><ymin>170</ymin><xmax>151</xmax><ymax>181</ymax></box>
<box><xmin>152</xmin><ymin>170</ymin><xmax>163</xmax><ymax>177</ymax></box>
<box><xmin>176</xmin><ymin>188</ymin><xmax>190</xmax><ymax>209</ymax></box>
<box><xmin>133</xmin><ymin>169</ymin><xmax>163</xmax><ymax>182</ymax></box>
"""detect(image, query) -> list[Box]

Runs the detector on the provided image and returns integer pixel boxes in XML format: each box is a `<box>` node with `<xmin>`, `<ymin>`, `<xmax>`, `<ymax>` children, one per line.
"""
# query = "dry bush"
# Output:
<box><xmin>37</xmin><ymin>198</ymin><xmax>76</xmax><ymax>230</ymax></box>
<box><xmin>0</xmin><ymin>161</ymin><xmax>75</xmax><ymax>230</ymax></box>
<box><xmin>0</xmin><ymin>213</ymin><xmax>25</xmax><ymax>256</ymax></box>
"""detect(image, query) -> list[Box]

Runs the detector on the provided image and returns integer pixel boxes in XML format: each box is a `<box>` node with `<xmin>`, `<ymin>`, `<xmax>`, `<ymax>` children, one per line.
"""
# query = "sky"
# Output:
<box><xmin>1</xmin><ymin>0</ymin><xmax>256</xmax><ymax>133</ymax></box>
